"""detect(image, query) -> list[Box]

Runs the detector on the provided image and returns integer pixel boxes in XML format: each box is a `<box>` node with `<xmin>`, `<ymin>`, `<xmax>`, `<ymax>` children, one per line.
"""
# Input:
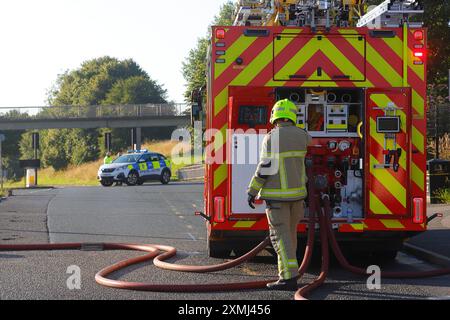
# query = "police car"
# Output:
<box><xmin>98</xmin><ymin>150</ymin><xmax>172</xmax><ymax>187</ymax></box>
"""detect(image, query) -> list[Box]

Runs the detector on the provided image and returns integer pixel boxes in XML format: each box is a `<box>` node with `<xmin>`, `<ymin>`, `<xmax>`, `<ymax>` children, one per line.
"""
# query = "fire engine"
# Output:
<box><xmin>193</xmin><ymin>0</ymin><xmax>428</xmax><ymax>259</ymax></box>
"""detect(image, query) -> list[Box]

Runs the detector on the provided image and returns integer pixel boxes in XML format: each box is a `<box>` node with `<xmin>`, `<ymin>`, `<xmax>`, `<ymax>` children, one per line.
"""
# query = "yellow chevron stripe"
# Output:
<box><xmin>339</xmin><ymin>29</ymin><xmax>403</xmax><ymax>87</ymax></box>
<box><xmin>214</xmin><ymin>124</ymin><xmax>228</xmax><ymax>153</ymax></box>
<box><xmin>350</xmin><ymin>223</ymin><xmax>364</xmax><ymax>231</ymax></box>
<box><xmin>215</xmin><ymin>36</ymin><xmax>257</xmax><ymax>79</ymax></box>
<box><xmin>271</xmin><ymin>37</ymin><xmax>318</xmax><ymax>83</ymax></box>
<box><xmin>215</xmin><ymin>30</ymin><xmax>302</xmax><ymax>115</ymax></box>
<box><xmin>366</xmin><ymin>43</ymin><xmax>403</xmax><ymax>87</ymax></box>
<box><xmin>412</xmin><ymin>162</ymin><xmax>425</xmax><ymax>191</ymax></box>
<box><xmin>214</xmin><ymin>164</ymin><xmax>228</xmax><ymax>190</ymax></box>
<box><xmin>411</xmin><ymin>89</ymin><xmax>425</xmax><ymax>117</ymax></box>
<box><xmin>234</xmin><ymin>221</ymin><xmax>257</xmax><ymax>229</ymax></box>
<box><xmin>214</xmin><ymin>88</ymin><xmax>228</xmax><ymax>117</ymax></box>
<box><xmin>319</xmin><ymin>37</ymin><xmax>365</xmax><ymax>80</ymax></box>
<box><xmin>370</xmin><ymin>155</ymin><xmax>407</xmax><ymax>208</ymax></box>
<box><xmin>412</xmin><ymin>126</ymin><xmax>425</xmax><ymax>154</ymax></box>
<box><xmin>382</xmin><ymin>35</ymin><xmax>403</xmax><ymax>59</ymax></box>
<box><xmin>230</xmin><ymin>30</ymin><xmax>302</xmax><ymax>87</ymax></box>
<box><xmin>370</xmin><ymin>191</ymin><xmax>393</xmax><ymax>215</ymax></box>
<box><xmin>380</xmin><ymin>219</ymin><xmax>406</xmax><ymax>229</ymax></box>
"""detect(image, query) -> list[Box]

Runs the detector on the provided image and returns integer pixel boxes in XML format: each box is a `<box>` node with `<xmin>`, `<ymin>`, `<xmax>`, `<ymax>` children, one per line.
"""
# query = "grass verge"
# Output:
<box><xmin>4</xmin><ymin>140</ymin><xmax>202</xmax><ymax>187</ymax></box>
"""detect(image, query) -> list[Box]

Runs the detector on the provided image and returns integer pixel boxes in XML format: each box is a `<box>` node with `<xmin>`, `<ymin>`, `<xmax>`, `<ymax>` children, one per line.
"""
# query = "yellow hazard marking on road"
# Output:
<box><xmin>370</xmin><ymin>191</ymin><xmax>393</xmax><ymax>215</ymax></box>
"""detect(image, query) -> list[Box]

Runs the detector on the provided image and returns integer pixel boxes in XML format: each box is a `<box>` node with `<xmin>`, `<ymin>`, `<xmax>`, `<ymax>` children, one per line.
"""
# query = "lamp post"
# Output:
<box><xmin>0</xmin><ymin>134</ymin><xmax>5</xmax><ymax>191</ymax></box>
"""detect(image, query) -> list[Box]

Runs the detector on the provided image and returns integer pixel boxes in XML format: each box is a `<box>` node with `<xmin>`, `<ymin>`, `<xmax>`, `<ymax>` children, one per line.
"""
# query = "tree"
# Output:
<box><xmin>19</xmin><ymin>57</ymin><xmax>168</xmax><ymax>170</ymax></box>
<box><xmin>182</xmin><ymin>1</ymin><xmax>236</xmax><ymax>101</ymax></box>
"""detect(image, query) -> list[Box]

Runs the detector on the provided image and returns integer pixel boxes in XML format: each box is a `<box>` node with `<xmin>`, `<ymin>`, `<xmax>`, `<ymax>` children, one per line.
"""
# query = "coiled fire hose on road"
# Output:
<box><xmin>1</xmin><ymin>171</ymin><xmax>450</xmax><ymax>299</ymax></box>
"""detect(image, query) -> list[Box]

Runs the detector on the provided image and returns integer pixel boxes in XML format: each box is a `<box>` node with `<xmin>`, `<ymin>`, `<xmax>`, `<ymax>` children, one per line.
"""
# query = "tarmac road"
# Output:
<box><xmin>0</xmin><ymin>184</ymin><xmax>449</xmax><ymax>300</ymax></box>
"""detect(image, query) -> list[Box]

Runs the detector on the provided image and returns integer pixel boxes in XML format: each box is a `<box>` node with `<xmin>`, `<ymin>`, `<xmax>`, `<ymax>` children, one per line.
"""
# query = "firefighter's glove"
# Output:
<box><xmin>248</xmin><ymin>194</ymin><xmax>256</xmax><ymax>210</ymax></box>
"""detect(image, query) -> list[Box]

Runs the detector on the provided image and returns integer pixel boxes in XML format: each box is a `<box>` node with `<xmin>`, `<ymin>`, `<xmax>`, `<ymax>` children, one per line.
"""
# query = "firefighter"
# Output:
<box><xmin>104</xmin><ymin>152</ymin><xmax>113</xmax><ymax>165</ymax></box>
<box><xmin>247</xmin><ymin>99</ymin><xmax>312</xmax><ymax>291</ymax></box>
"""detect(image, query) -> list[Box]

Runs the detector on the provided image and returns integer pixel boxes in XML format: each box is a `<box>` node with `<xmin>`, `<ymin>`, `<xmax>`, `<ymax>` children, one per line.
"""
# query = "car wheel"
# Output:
<box><xmin>137</xmin><ymin>178</ymin><xmax>145</xmax><ymax>186</ymax></box>
<box><xmin>126</xmin><ymin>171</ymin><xmax>139</xmax><ymax>186</ymax></box>
<box><xmin>160</xmin><ymin>169</ymin><xmax>171</xmax><ymax>185</ymax></box>
<box><xmin>100</xmin><ymin>179</ymin><xmax>114</xmax><ymax>187</ymax></box>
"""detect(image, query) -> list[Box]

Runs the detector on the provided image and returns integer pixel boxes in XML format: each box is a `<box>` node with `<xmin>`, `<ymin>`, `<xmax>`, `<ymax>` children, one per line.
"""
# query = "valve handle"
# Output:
<box><xmin>357</xmin><ymin>122</ymin><xmax>363</xmax><ymax>139</ymax></box>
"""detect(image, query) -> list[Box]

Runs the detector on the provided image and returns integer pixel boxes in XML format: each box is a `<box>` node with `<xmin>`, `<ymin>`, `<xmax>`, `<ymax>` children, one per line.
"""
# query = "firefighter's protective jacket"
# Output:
<box><xmin>247</xmin><ymin>122</ymin><xmax>312</xmax><ymax>202</ymax></box>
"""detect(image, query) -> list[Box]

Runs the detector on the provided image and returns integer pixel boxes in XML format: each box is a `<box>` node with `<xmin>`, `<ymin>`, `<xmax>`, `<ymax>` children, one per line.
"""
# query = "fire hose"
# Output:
<box><xmin>0</xmin><ymin>177</ymin><xmax>449</xmax><ymax>300</ymax></box>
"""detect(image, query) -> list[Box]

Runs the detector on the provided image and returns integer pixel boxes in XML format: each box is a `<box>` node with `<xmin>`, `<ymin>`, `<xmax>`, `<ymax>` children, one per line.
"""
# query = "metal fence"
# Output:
<box><xmin>0</xmin><ymin>103</ymin><xmax>189</xmax><ymax>120</ymax></box>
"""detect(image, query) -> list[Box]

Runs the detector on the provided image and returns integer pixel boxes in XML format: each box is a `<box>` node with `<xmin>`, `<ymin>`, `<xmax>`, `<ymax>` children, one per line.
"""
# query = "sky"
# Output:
<box><xmin>0</xmin><ymin>0</ymin><xmax>229</xmax><ymax>107</ymax></box>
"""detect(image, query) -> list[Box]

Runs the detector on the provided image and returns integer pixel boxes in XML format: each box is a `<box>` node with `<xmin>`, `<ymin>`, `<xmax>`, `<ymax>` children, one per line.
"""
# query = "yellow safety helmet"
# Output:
<box><xmin>270</xmin><ymin>99</ymin><xmax>298</xmax><ymax>125</ymax></box>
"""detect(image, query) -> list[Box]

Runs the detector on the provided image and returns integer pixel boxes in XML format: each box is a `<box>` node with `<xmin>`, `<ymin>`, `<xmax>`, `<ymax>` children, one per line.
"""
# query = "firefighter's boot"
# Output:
<box><xmin>266</xmin><ymin>278</ymin><xmax>299</xmax><ymax>291</ymax></box>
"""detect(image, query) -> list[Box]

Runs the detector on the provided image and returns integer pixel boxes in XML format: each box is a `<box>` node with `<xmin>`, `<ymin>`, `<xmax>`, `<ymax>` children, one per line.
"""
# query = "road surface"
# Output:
<box><xmin>0</xmin><ymin>184</ymin><xmax>449</xmax><ymax>300</ymax></box>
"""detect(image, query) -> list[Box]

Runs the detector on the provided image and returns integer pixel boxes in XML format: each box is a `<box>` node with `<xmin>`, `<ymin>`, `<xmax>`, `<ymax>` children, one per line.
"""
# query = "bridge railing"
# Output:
<box><xmin>0</xmin><ymin>103</ymin><xmax>189</xmax><ymax>120</ymax></box>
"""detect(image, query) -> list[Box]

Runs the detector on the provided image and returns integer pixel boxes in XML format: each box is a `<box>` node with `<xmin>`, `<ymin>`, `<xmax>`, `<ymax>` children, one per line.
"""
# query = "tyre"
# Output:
<box><xmin>126</xmin><ymin>171</ymin><xmax>139</xmax><ymax>186</ymax></box>
<box><xmin>100</xmin><ymin>179</ymin><xmax>114</xmax><ymax>187</ymax></box>
<box><xmin>207</xmin><ymin>237</ymin><xmax>232</xmax><ymax>259</ymax></box>
<box><xmin>137</xmin><ymin>178</ymin><xmax>145</xmax><ymax>186</ymax></box>
<box><xmin>160</xmin><ymin>169</ymin><xmax>171</xmax><ymax>185</ymax></box>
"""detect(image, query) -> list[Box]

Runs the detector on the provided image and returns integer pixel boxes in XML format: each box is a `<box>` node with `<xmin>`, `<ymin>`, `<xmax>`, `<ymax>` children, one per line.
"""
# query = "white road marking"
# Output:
<box><xmin>187</xmin><ymin>233</ymin><xmax>196</xmax><ymax>241</ymax></box>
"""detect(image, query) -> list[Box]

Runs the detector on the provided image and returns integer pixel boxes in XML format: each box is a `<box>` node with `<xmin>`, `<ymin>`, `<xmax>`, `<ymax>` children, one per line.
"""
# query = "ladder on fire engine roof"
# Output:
<box><xmin>357</xmin><ymin>0</ymin><xmax>424</xmax><ymax>28</ymax></box>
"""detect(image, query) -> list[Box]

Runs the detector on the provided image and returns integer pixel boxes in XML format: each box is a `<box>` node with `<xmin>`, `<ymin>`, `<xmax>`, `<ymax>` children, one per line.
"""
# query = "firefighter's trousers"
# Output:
<box><xmin>266</xmin><ymin>200</ymin><xmax>305</xmax><ymax>281</ymax></box>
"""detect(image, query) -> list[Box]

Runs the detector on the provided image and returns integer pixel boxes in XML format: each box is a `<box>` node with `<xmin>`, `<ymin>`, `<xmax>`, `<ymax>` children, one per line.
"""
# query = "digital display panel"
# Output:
<box><xmin>377</xmin><ymin>116</ymin><xmax>401</xmax><ymax>133</ymax></box>
<box><xmin>238</xmin><ymin>106</ymin><xmax>268</xmax><ymax>126</ymax></box>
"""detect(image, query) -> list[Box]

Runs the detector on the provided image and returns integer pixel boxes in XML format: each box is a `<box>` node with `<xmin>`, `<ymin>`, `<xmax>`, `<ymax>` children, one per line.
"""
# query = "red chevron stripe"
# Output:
<box><xmin>369</xmin><ymin>37</ymin><xmax>403</xmax><ymax>76</ymax></box>
<box><xmin>248</xmin><ymin>35</ymin><xmax>317</xmax><ymax>87</ymax></box>
<box><xmin>370</xmin><ymin>172</ymin><xmax>407</xmax><ymax>213</ymax></box>
<box><xmin>214</xmin><ymin>36</ymin><xmax>272</xmax><ymax>97</ymax></box>
<box><xmin>408</xmin><ymin>67</ymin><xmax>426</xmax><ymax>99</ymax></box>
<box><xmin>272</xmin><ymin>35</ymin><xmax>314</xmax><ymax>76</ymax></box>
<box><xmin>327</xmin><ymin>35</ymin><xmax>366</xmax><ymax>75</ymax></box>
<box><xmin>287</xmin><ymin>50</ymin><xmax>357</xmax><ymax>85</ymax></box>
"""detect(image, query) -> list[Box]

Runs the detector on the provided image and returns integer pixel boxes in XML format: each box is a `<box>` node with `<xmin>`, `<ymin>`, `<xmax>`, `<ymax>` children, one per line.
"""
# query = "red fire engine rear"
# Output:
<box><xmin>194</xmin><ymin>2</ymin><xmax>428</xmax><ymax>258</ymax></box>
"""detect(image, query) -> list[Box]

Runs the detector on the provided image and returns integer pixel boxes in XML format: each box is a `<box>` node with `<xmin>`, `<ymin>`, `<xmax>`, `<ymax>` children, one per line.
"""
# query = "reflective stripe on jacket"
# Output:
<box><xmin>104</xmin><ymin>156</ymin><xmax>113</xmax><ymax>165</ymax></box>
<box><xmin>247</xmin><ymin>122</ymin><xmax>312</xmax><ymax>202</ymax></box>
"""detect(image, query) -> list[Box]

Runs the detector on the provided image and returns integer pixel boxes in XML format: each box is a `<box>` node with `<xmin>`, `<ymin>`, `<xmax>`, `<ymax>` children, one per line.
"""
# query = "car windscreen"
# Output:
<box><xmin>113</xmin><ymin>154</ymin><xmax>139</xmax><ymax>164</ymax></box>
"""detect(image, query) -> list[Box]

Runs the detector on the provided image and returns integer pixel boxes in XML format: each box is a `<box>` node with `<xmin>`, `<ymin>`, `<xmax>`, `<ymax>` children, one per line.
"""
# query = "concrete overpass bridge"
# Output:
<box><xmin>0</xmin><ymin>104</ymin><xmax>190</xmax><ymax>149</ymax></box>
<box><xmin>0</xmin><ymin>104</ymin><xmax>190</xmax><ymax>130</ymax></box>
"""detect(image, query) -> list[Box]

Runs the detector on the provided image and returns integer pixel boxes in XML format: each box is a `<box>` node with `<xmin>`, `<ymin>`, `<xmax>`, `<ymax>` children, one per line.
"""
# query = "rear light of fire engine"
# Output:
<box><xmin>414</xmin><ymin>50</ymin><xmax>424</xmax><ymax>58</ymax></box>
<box><xmin>413</xmin><ymin>198</ymin><xmax>424</xmax><ymax>224</ymax></box>
<box><xmin>413</xmin><ymin>49</ymin><xmax>425</xmax><ymax>65</ymax></box>
<box><xmin>216</xmin><ymin>29</ymin><xmax>226</xmax><ymax>39</ymax></box>
<box><xmin>214</xmin><ymin>196</ymin><xmax>226</xmax><ymax>223</ymax></box>
<box><xmin>414</xmin><ymin>30</ymin><xmax>424</xmax><ymax>41</ymax></box>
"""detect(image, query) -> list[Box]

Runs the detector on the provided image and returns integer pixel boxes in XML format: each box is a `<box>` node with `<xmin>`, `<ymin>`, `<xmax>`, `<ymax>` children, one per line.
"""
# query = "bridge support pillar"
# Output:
<box><xmin>135</xmin><ymin>127</ymin><xmax>142</xmax><ymax>151</ymax></box>
<box><xmin>131</xmin><ymin>127</ymin><xmax>142</xmax><ymax>151</ymax></box>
